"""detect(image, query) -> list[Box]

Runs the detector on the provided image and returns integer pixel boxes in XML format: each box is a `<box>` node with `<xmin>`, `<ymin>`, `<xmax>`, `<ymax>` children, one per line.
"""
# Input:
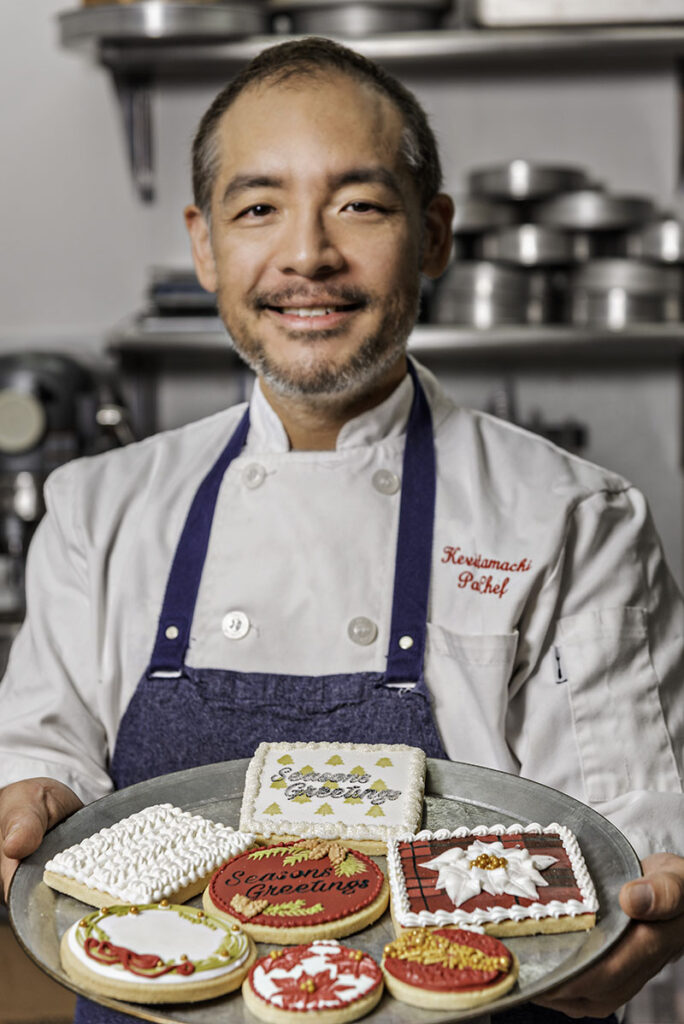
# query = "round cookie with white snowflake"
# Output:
<box><xmin>243</xmin><ymin>940</ymin><xmax>384</xmax><ymax>1024</ymax></box>
<box><xmin>202</xmin><ymin>839</ymin><xmax>389</xmax><ymax>944</ymax></box>
<box><xmin>382</xmin><ymin>927</ymin><xmax>518</xmax><ymax>1010</ymax></box>
<box><xmin>60</xmin><ymin>903</ymin><xmax>257</xmax><ymax>1003</ymax></box>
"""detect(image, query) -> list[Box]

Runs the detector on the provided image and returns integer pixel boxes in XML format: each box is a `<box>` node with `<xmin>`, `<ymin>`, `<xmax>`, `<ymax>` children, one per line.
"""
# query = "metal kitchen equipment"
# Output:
<box><xmin>0</xmin><ymin>353</ymin><xmax>134</xmax><ymax>626</ymax></box>
<box><xmin>267</xmin><ymin>0</ymin><xmax>451</xmax><ymax>35</ymax></box>
<box><xmin>626</xmin><ymin>217</ymin><xmax>684</xmax><ymax>263</ymax></box>
<box><xmin>474</xmin><ymin>0</ymin><xmax>684</xmax><ymax>26</ymax></box>
<box><xmin>468</xmin><ymin>159</ymin><xmax>591</xmax><ymax>201</ymax></box>
<box><xmin>533</xmin><ymin>189</ymin><xmax>656</xmax><ymax>231</ymax></box>
<box><xmin>431</xmin><ymin>260</ymin><xmax>554</xmax><ymax>326</ymax></box>
<box><xmin>476</xmin><ymin>224</ymin><xmax>589</xmax><ymax>266</ymax></box>
<box><xmin>568</xmin><ymin>258</ymin><xmax>682</xmax><ymax>328</ymax></box>
<box><xmin>451</xmin><ymin>196</ymin><xmax>519</xmax><ymax>259</ymax></box>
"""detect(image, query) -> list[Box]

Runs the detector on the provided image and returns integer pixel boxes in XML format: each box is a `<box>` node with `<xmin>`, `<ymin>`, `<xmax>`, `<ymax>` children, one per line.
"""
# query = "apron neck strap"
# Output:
<box><xmin>147</xmin><ymin>361</ymin><xmax>436</xmax><ymax>681</ymax></box>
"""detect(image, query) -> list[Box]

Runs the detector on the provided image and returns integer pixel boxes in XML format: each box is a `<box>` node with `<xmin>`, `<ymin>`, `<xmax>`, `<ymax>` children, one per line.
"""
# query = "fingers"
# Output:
<box><xmin>536</xmin><ymin>916</ymin><xmax>683</xmax><ymax>1018</ymax></box>
<box><xmin>0</xmin><ymin>778</ymin><xmax>83</xmax><ymax>902</ymax></box>
<box><xmin>620</xmin><ymin>853</ymin><xmax>684</xmax><ymax>922</ymax></box>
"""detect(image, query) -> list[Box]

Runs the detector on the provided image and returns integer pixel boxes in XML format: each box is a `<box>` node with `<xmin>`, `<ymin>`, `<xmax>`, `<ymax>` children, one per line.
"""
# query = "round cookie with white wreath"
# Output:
<box><xmin>60</xmin><ymin>903</ymin><xmax>257</xmax><ymax>1003</ymax></box>
<box><xmin>203</xmin><ymin>838</ymin><xmax>389</xmax><ymax>944</ymax></box>
<box><xmin>381</xmin><ymin>926</ymin><xmax>518</xmax><ymax>1010</ymax></box>
<box><xmin>242</xmin><ymin>940</ymin><xmax>384</xmax><ymax>1024</ymax></box>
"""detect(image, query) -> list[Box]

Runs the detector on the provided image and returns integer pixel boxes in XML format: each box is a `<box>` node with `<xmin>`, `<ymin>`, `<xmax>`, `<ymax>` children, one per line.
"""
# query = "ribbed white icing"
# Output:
<box><xmin>239</xmin><ymin>742</ymin><xmax>425</xmax><ymax>841</ymax></box>
<box><xmin>45</xmin><ymin>804</ymin><xmax>256</xmax><ymax>903</ymax></box>
<box><xmin>66</xmin><ymin>905</ymin><xmax>250</xmax><ymax>986</ymax></box>
<box><xmin>387</xmin><ymin>822</ymin><xmax>599</xmax><ymax>928</ymax></box>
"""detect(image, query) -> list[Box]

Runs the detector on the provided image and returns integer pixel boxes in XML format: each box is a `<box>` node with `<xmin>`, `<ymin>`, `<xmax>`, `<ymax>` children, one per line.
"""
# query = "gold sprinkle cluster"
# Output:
<box><xmin>384</xmin><ymin>930</ymin><xmax>509</xmax><ymax>974</ymax></box>
<box><xmin>469</xmin><ymin>853</ymin><xmax>508</xmax><ymax>871</ymax></box>
<box><xmin>300</xmin><ymin>978</ymin><xmax>316</xmax><ymax>993</ymax></box>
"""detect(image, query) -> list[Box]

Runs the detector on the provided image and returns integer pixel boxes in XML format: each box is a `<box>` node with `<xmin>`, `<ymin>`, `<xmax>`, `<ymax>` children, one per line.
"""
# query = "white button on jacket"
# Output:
<box><xmin>0</xmin><ymin>361</ymin><xmax>682</xmax><ymax>860</ymax></box>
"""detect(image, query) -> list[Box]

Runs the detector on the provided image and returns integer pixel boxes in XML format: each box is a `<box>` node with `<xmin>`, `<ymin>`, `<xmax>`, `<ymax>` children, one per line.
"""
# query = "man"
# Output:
<box><xmin>0</xmin><ymin>37</ymin><xmax>683</xmax><ymax>1022</ymax></box>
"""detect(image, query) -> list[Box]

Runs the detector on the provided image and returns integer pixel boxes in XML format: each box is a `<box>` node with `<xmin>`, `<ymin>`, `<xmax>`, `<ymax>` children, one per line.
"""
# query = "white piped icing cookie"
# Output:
<box><xmin>44</xmin><ymin>803</ymin><xmax>257</xmax><ymax>906</ymax></box>
<box><xmin>387</xmin><ymin>823</ymin><xmax>598</xmax><ymax>937</ymax></box>
<box><xmin>60</xmin><ymin>903</ymin><xmax>257</xmax><ymax>1003</ymax></box>
<box><xmin>243</xmin><ymin>939</ymin><xmax>383</xmax><ymax>1023</ymax></box>
<box><xmin>239</xmin><ymin>742</ymin><xmax>426</xmax><ymax>853</ymax></box>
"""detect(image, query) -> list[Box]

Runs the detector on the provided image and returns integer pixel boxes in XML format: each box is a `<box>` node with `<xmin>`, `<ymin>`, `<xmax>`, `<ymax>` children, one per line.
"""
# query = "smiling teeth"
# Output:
<box><xmin>283</xmin><ymin>307</ymin><xmax>335</xmax><ymax>317</ymax></box>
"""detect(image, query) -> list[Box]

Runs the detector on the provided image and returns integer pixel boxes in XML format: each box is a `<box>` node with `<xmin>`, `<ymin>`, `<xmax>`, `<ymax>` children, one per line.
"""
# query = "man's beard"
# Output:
<box><xmin>217</xmin><ymin>281</ymin><xmax>420</xmax><ymax>400</ymax></box>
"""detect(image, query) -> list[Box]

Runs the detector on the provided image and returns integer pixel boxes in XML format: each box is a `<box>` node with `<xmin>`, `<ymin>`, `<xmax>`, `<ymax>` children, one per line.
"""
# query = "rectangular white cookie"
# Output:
<box><xmin>43</xmin><ymin>803</ymin><xmax>256</xmax><ymax>906</ymax></box>
<box><xmin>239</xmin><ymin>742</ymin><xmax>426</xmax><ymax>846</ymax></box>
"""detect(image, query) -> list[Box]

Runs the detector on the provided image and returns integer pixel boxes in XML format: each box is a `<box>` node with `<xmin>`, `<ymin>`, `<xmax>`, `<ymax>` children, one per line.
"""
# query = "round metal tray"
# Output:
<box><xmin>8</xmin><ymin>758</ymin><xmax>639</xmax><ymax>1024</ymax></box>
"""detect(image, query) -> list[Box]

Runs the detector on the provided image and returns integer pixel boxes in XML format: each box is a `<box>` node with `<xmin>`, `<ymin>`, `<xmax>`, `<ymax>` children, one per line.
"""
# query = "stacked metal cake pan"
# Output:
<box><xmin>431</xmin><ymin>159</ymin><xmax>684</xmax><ymax>329</ymax></box>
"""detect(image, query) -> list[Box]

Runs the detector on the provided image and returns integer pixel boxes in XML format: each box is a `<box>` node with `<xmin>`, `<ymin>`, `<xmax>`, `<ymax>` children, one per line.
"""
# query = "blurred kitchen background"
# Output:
<box><xmin>2</xmin><ymin>1</ymin><xmax>684</xmax><ymax>1021</ymax></box>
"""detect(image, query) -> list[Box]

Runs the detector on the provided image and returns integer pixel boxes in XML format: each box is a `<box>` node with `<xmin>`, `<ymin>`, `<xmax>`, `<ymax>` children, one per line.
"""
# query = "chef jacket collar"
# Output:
<box><xmin>246</xmin><ymin>364</ymin><xmax>415</xmax><ymax>453</ymax></box>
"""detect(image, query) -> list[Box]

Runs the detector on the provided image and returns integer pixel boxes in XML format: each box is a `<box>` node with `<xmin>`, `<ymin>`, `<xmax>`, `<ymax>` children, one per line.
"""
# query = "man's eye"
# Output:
<box><xmin>344</xmin><ymin>201</ymin><xmax>383</xmax><ymax>214</ymax></box>
<box><xmin>238</xmin><ymin>204</ymin><xmax>274</xmax><ymax>219</ymax></box>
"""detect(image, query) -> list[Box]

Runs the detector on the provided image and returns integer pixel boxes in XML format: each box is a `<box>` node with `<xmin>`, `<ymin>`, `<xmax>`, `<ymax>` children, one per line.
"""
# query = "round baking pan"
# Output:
<box><xmin>476</xmin><ymin>224</ymin><xmax>588</xmax><ymax>266</ymax></box>
<box><xmin>451</xmin><ymin>197</ymin><xmax>520</xmax><ymax>259</ymax></box>
<box><xmin>431</xmin><ymin>261</ymin><xmax>556</xmax><ymax>326</ymax></box>
<box><xmin>567</xmin><ymin>259</ymin><xmax>682</xmax><ymax>327</ymax></box>
<box><xmin>268</xmin><ymin>0</ymin><xmax>450</xmax><ymax>34</ymax></box>
<box><xmin>626</xmin><ymin>217</ymin><xmax>684</xmax><ymax>264</ymax></box>
<box><xmin>468</xmin><ymin>160</ymin><xmax>590</xmax><ymax>201</ymax></box>
<box><xmin>534</xmin><ymin>190</ymin><xmax>656</xmax><ymax>231</ymax></box>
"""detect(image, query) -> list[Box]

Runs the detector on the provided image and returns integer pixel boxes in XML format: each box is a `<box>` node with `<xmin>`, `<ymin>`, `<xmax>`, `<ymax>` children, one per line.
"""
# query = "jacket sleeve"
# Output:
<box><xmin>0</xmin><ymin>463</ymin><xmax>114</xmax><ymax>804</ymax></box>
<box><xmin>506</xmin><ymin>485</ymin><xmax>684</xmax><ymax>859</ymax></box>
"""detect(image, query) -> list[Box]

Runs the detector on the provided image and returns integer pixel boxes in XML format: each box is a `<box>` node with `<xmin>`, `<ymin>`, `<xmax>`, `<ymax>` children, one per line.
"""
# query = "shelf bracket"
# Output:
<box><xmin>112</xmin><ymin>72</ymin><xmax>155</xmax><ymax>203</ymax></box>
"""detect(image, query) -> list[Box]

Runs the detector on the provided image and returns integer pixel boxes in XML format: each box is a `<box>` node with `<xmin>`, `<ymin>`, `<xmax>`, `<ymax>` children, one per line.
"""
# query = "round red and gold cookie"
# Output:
<box><xmin>203</xmin><ymin>839</ymin><xmax>389</xmax><ymax>944</ymax></box>
<box><xmin>242</xmin><ymin>939</ymin><xmax>383</xmax><ymax>1024</ymax></box>
<box><xmin>382</xmin><ymin>926</ymin><xmax>518</xmax><ymax>1009</ymax></box>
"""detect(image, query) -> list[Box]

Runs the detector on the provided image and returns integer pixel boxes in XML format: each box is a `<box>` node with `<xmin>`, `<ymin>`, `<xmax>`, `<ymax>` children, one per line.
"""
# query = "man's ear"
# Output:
<box><xmin>184</xmin><ymin>205</ymin><xmax>218</xmax><ymax>293</ymax></box>
<box><xmin>420</xmin><ymin>193</ymin><xmax>454</xmax><ymax>279</ymax></box>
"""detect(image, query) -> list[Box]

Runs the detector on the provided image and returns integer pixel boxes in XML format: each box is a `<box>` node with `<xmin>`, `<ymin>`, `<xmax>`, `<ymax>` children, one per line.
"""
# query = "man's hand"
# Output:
<box><xmin>0</xmin><ymin>778</ymin><xmax>83</xmax><ymax>903</ymax></box>
<box><xmin>535</xmin><ymin>852</ymin><xmax>684</xmax><ymax>1019</ymax></box>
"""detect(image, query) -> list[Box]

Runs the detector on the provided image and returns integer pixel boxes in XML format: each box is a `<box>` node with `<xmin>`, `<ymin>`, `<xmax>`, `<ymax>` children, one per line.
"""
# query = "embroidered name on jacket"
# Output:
<box><xmin>441</xmin><ymin>546</ymin><xmax>532</xmax><ymax>601</ymax></box>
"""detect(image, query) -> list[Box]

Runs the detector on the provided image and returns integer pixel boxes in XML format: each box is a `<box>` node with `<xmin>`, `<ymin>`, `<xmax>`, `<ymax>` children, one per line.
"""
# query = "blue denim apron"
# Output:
<box><xmin>74</xmin><ymin>365</ymin><xmax>615</xmax><ymax>1024</ymax></box>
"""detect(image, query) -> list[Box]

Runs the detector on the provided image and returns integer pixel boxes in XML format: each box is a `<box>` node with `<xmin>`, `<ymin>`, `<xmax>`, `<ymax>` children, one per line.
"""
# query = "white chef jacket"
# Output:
<box><xmin>0</xmin><ymin>360</ymin><xmax>682</xmax><ymax>860</ymax></box>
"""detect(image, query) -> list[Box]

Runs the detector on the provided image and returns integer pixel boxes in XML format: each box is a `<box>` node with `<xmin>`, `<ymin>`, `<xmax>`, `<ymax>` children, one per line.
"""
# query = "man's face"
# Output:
<box><xmin>187</xmin><ymin>72</ymin><xmax>449</xmax><ymax>401</ymax></box>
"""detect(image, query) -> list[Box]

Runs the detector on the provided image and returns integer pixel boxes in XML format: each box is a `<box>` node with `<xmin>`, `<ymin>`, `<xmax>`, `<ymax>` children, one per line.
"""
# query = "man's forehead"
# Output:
<box><xmin>215</xmin><ymin>70</ymin><xmax>403</xmax><ymax>153</ymax></box>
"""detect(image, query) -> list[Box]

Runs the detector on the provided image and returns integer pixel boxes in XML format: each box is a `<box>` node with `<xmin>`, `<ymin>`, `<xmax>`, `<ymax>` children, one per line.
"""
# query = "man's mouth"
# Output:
<box><xmin>261</xmin><ymin>300</ymin><xmax>365</xmax><ymax>329</ymax></box>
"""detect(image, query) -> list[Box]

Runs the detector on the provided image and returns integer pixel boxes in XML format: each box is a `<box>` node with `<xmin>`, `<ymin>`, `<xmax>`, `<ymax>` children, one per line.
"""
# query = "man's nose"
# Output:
<box><xmin>278</xmin><ymin>211</ymin><xmax>345</xmax><ymax>278</ymax></box>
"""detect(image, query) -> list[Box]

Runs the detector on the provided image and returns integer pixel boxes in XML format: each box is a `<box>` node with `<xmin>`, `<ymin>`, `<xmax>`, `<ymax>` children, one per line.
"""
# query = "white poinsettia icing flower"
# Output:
<box><xmin>421</xmin><ymin>840</ymin><xmax>558</xmax><ymax>907</ymax></box>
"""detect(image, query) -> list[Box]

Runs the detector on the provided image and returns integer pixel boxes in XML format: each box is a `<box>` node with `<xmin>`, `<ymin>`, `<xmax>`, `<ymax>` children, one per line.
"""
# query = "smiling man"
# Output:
<box><xmin>0</xmin><ymin>37</ymin><xmax>683</xmax><ymax>1024</ymax></box>
<box><xmin>185</xmin><ymin>56</ymin><xmax>452</xmax><ymax>448</ymax></box>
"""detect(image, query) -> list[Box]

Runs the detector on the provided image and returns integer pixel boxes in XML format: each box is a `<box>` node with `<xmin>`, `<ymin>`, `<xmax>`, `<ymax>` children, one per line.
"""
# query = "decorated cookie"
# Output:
<box><xmin>44</xmin><ymin>803</ymin><xmax>256</xmax><ymax>907</ymax></box>
<box><xmin>242</xmin><ymin>940</ymin><xmax>383</xmax><ymax>1023</ymax></box>
<box><xmin>387</xmin><ymin>823</ymin><xmax>598</xmax><ymax>937</ymax></box>
<box><xmin>382</xmin><ymin>926</ymin><xmax>518</xmax><ymax>1010</ymax></box>
<box><xmin>203</xmin><ymin>839</ymin><xmax>389</xmax><ymax>944</ymax></box>
<box><xmin>60</xmin><ymin>903</ymin><xmax>257</xmax><ymax>1003</ymax></box>
<box><xmin>239</xmin><ymin>741</ymin><xmax>426</xmax><ymax>853</ymax></box>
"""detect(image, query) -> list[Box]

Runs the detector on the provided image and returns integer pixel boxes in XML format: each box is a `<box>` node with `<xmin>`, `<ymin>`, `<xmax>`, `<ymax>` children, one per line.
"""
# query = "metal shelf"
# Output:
<box><xmin>108</xmin><ymin>317</ymin><xmax>684</xmax><ymax>359</ymax></box>
<box><xmin>59</xmin><ymin>6</ymin><xmax>684</xmax><ymax>68</ymax></box>
<box><xmin>57</xmin><ymin>5</ymin><xmax>684</xmax><ymax>199</ymax></box>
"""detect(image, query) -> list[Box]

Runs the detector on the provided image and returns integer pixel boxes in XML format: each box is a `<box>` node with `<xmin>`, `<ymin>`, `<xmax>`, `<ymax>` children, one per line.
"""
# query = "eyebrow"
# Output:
<box><xmin>220</xmin><ymin>167</ymin><xmax>403</xmax><ymax>207</ymax></box>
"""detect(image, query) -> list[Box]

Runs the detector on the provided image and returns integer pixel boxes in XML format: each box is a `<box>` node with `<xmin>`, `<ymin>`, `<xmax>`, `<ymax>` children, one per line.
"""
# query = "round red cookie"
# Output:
<box><xmin>242</xmin><ymin>940</ymin><xmax>384</xmax><ymax>1024</ymax></box>
<box><xmin>202</xmin><ymin>839</ymin><xmax>389</xmax><ymax>944</ymax></box>
<box><xmin>382</xmin><ymin>926</ymin><xmax>519</xmax><ymax>1010</ymax></box>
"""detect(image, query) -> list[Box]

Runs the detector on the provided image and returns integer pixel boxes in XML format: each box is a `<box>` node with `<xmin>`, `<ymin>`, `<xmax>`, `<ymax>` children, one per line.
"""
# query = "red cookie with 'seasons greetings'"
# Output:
<box><xmin>382</xmin><ymin>926</ymin><xmax>519</xmax><ymax>1010</ymax></box>
<box><xmin>203</xmin><ymin>839</ymin><xmax>389</xmax><ymax>944</ymax></box>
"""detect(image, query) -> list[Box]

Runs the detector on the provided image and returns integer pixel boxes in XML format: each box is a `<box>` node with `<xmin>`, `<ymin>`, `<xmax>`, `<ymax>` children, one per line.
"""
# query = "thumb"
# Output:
<box><xmin>2</xmin><ymin>805</ymin><xmax>49</xmax><ymax>861</ymax></box>
<box><xmin>620</xmin><ymin>853</ymin><xmax>684</xmax><ymax>921</ymax></box>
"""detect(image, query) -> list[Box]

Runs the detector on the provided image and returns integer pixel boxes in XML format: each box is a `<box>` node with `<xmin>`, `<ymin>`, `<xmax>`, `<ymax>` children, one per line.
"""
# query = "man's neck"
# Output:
<box><xmin>259</xmin><ymin>357</ymin><xmax>408</xmax><ymax>451</ymax></box>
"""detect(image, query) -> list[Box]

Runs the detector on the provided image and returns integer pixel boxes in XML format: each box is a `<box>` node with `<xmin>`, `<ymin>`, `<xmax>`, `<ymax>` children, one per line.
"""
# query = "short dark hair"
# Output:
<box><xmin>191</xmin><ymin>36</ymin><xmax>443</xmax><ymax>219</ymax></box>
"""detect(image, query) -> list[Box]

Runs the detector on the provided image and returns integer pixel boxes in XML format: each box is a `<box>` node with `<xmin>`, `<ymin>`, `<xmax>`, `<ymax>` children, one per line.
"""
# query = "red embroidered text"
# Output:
<box><xmin>442</xmin><ymin>546</ymin><xmax>532</xmax><ymax>573</ymax></box>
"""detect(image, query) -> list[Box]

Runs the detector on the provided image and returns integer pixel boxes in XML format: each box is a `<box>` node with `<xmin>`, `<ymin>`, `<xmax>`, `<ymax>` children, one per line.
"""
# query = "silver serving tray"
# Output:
<box><xmin>8</xmin><ymin>758</ymin><xmax>639</xmax><ymax>1024</ymax></box>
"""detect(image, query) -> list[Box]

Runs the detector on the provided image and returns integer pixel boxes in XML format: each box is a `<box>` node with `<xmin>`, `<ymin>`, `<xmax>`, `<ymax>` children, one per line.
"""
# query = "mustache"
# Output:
<box><xmin>252</xmin><ymin>285</ymin><xmax>371</xmax><ymax>309</ymax></box>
